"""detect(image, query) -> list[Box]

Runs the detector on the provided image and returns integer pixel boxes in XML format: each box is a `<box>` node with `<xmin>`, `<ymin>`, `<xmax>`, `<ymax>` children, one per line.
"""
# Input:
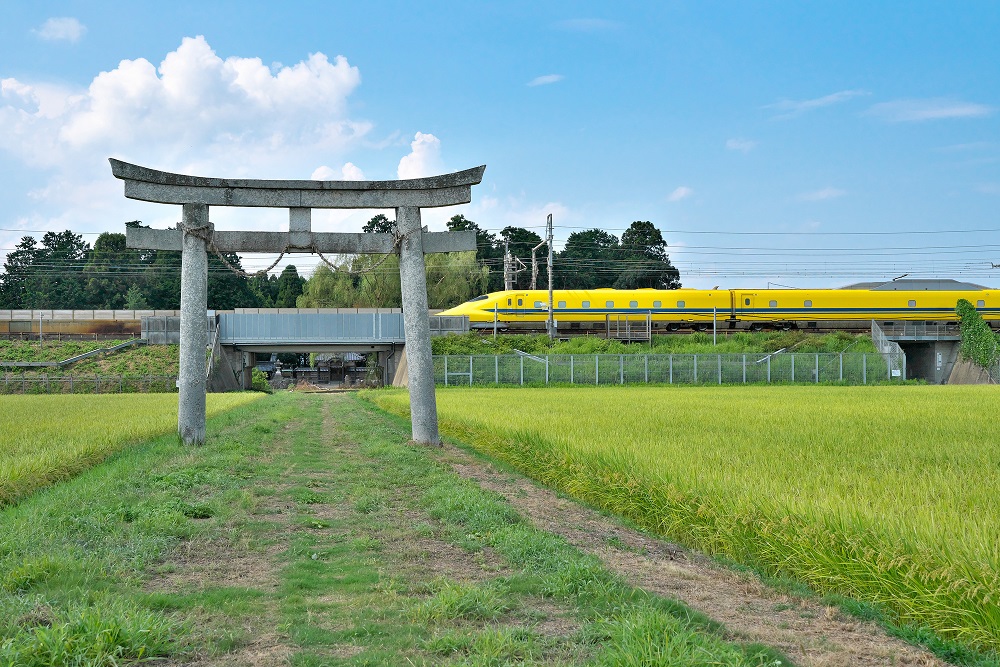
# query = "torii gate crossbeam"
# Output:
<box><xmin>111</xmin><ymin>159</ymin><xmax>484</xmax><ymax>446</ymax></box>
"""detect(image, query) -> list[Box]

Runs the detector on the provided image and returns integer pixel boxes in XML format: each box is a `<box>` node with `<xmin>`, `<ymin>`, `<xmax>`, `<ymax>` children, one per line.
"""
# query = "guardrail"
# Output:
<box><xmin>434</xmin><ymin>352</ymin><xmax>907</xmax><ymax>386</ymax></box>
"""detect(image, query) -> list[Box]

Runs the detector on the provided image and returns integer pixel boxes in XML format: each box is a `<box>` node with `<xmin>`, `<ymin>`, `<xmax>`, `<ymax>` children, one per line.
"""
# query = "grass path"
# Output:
<box><xmin>2</xmin><ymin>392</ymin><xmax>795</xmax><ymax>666</ymax></box>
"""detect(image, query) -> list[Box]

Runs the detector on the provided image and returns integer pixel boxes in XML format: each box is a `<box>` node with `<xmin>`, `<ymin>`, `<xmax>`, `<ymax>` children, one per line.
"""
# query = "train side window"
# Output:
<box><xmin>582</xmin><ymin>301</ymin><xmax>590</xmax><ymax>308</ymax></box>
<box><xmin>769</xmin><ymin>300</ymin><xmax>778</xmax><ymax>308</ymax></box>
<box><xmin>606</xmin><ymin>301</ymin><xmax>615</xmax><ymax>308</ymax></box>
<box><xmin>629</xmin><ymin>300</ymin><xmax>638</xmax><ymax>308</ymax></box>
<box><xmin>533</xmin><ymin>301</ymin><xmax>544</xmax><ymax>308</ymax></box>
<box><xmin>507</xmin><ymin>299</ymin><xmax>512</xmax><ymax>306</ymax></box>
<box><xmin>677</xmin><ymin>300</ymin><xmax>685</xmax><ymax>308</ymax></box>
<box><xmin>744</xmin><ymin>298</ymin><xmax>751</xmax><ymax>306</ymax></box>
<box><xmin>558</xmin><ymin>301</ymin><xmax>566</xmax><ymax>308</ymax></box>
<box><xmin>653</xmin><ymin>300</ymin><xmax>661</xmax><ymax>308</ymax></box>
<box><xmin>908</xmin><ymin>300</ymin><xmax>916</xmax><ymax>307</ymax></box>
<box><xmin>977</xmin><ymin>300</ymin><xmax>985</xmax><ymax>308</ymax></box>
<box><xmin>804</xmin><ymin>300</ymin><xmax>812</xmax><ymax>307</ymax></box>
<box><xmin>517</xmin><ymin>298</ymin><xmax>523</xmax><ymax>306</ymax></box>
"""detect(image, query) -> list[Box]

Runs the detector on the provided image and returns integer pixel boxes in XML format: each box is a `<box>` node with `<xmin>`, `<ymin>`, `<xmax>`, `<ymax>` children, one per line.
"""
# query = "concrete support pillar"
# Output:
<box><xmin>242</xmin><ymin>351</ymin><xmax>254</xmax><ymax>390</ymax></box>
<box><xmin>179</xmin><ymin>204</ymin><xmax>209</xmax><ymax>445</ymax></box>
<box><xmin>396</xmin><ymin>206</ymin><xmax>440</xmax><ymax>445</ymax></box>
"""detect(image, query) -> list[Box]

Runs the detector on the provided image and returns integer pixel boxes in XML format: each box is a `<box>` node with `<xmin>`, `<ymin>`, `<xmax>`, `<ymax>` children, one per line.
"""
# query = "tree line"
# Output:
<box><xmin>0</xmin><ymin>216</ymin><xmax>680</xmax><ymax>311</ymax></box>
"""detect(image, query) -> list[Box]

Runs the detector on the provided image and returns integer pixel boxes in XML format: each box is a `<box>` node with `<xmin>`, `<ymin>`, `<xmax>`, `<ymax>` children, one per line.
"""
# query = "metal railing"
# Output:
<box><xmin>870</xmin><ymin>321</ymin><xmax>907</xmax><ymax>380</ymax></box>
<box><xmin>0</xmin><ymin>374</ymin><xmax>178</xmax><ymax>394</ymax></box>
<box><xmin>879</xmin><ymin>321</ymin><xmax>960</xmax><ymax>340</ymax></box>
<box><xmin>434</xmin><ymin>352</ymin><xmax>907</xmax><ymax>386</ymax></box>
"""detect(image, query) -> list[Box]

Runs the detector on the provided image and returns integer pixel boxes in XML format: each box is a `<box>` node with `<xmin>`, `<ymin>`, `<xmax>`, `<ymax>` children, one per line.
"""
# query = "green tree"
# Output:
<box><xmin>296</xmin><ymin>264</ymin><xmax>359</xmax><ymax>307</ymax></box>
<box><xmin>207</xmin><ymin>252</ymin><xmax>259</xmax><ymax>309</ymax></box>
<box><xmin>555</xmin><ymin>229</ymin><xmax>620</xmax><ymax>289</ymax></box>
<box><xmin>249</xmin><ymin>274</ymin><xmax>280</xmax><ymax>307</ymax></box>
<box><xmin>614</xmin><ymin>221</ymin><xmax>681</xmax><ymax>289</ymax></box>
<box><xmin>447</xmin><ymin>214</ymin><xmax>501</xmax><ymax>291</ymax></box>
<box><xmin>83</xmin><ymin>232</ymin><xmax>136</xmax><ymax>309</ymax></box>
<box><xmin>25</xmin><ymin>230</ymin><xmax>91</xmax><ymax>308</ymax></box>
<box><xmin>362</xmin><ymin>214</ymin><xmax>396</xmax><ymax>234</ymax></box>
<box><xmin>124</xmin><ymin>284</ymin><xmax>150</xmax><ymax>309</ymax></box>
<box><xmin>355</xmin><ymin>254</ymin><xmax>402</xmax><ymax>307</ymax></box>
<box><xmin>425</xmin><ymin>251</ymin><xmax>490</xmax><ymax>308</ymax></box>
<box><xmin>275</xmin><ymin>265</ymin><xmax>305</xmax><ymax>307</ymax></box>
<box><xmin>0</xmin><ymin>236</ymin><xmax>40</xmax><ymax>308</ymax></box>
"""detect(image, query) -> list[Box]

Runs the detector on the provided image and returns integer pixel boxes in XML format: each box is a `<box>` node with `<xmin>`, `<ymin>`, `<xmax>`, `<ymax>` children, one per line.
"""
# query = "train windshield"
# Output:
<box><xmin>469</xmin><ymin>295</ymin><xmax>489</xmax><ymax>302</ymax></box>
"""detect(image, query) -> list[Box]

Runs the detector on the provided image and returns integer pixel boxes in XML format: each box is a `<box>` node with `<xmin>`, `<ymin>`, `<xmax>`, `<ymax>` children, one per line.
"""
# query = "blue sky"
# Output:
<box><xmin>2</xmin><ymin>1</ymin><xmax>999</xmax><ymax>289</ymax></box>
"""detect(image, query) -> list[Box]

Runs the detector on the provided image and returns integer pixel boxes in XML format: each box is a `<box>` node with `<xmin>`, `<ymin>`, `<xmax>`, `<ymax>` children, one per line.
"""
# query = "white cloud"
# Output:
<box><xmin>765</xmin><ymin>90</ymin><xmax>867</xmax><ymax>119</ymax></box>
<box><xmin>312</xmin><ymin>162</ymin><xmax>365</xmax><ymax>181</ymax></box>
<box><xmin>340</xmin><ymin>162</ymin><xmax>365</xmax><ymax>180</ymax></box>
<box><xmin>0</xmin><ymin>36</ymin><xmax>378</xmax><ymax>239</ymax></box>
<box><xmin>726</xmin><ymin>138</ymin><xmax>757</xmax><ymax>153</ymax></box>
<box><xmin>866</xmin><ymin>98</ymin><xmax>994</xmax><ymax>122</ymax></box>
<box><xmin>33</xmin><ymin>17</ymin><xmax>87</xmax><ymax>43</ymax></box>
<box><xmin>799</xmin><ymin>187</ymin><xmax>846</xmax><ymax>201</ymax></box>
<box><xmin>397</xmin><ymin>132</ymin><xmax>442</xmax><ymax>179</ymax></box>
<box><xmin>311</xmin><ymin>165</ymin><xmax>337</xmax><ymax>180</ymax></box>
<box><xmin>527</xmin><ymin>74</ymin><xmax>564</xmax><ymax>87</ymax></box>
<box><xmin>667</xmin><ymin>186</ymin><xmax>693</xmax><ymax>202</ymax></box>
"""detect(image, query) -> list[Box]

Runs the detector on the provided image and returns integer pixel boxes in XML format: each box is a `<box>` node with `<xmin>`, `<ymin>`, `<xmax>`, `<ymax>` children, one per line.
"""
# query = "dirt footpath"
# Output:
<box><xmin>436</xmin><ymin>443</ymin><xmax>945</xmax><ymax>667</ymax></box>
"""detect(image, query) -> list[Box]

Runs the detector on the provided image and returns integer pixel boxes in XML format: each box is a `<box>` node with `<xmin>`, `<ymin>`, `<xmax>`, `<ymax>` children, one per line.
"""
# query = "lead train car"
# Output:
<box><xmin>438</xmin><ymin>288</ymin><xmax>999</xmax><ymax>332</ymax></box>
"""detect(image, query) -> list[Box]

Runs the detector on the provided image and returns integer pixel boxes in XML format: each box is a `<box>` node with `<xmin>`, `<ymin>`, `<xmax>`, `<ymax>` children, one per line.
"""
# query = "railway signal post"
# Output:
<box><xmin>111</xmin><ymin>159</ymin><xmax>484</xmax><ymax>446</ymax></box>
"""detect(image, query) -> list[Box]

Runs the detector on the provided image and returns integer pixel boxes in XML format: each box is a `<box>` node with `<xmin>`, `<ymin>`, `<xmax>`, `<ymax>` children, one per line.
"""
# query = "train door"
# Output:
<box><xmin>509</xmin><ymin>294</ymin><xmax>527</xmax><ymax>321</ymax></box>
<box><xmin>739</xmin><ymin>292</ymin><xmax>758</xmax><ymax>328</ymax></box>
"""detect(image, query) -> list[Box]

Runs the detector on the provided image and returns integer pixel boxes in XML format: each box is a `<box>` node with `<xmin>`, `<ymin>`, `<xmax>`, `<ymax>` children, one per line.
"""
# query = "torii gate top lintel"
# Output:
<box><xmin>109</xmin><ymin>158</ymin><xmax>486</xmax><ymax>209</ymax></box>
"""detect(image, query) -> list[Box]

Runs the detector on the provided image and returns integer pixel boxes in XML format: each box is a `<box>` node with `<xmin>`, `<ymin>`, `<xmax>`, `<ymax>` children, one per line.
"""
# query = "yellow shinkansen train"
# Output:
<box><xmin>438</xmin><ymin>288</ymin><xmax>999</xmax><ymax>332</ymax></box>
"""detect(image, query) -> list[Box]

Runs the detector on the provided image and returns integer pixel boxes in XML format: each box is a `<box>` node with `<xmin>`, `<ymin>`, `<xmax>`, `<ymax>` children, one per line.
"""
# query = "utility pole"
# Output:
<box><xmin>546</xmin><ymin>213</ymin><xmax>554</xmax><ymax>339</ymax></box>
<box><xmin>531</xmin><ymin>237</ymin><xmax>546</xmax><ymax>290</ymax></box>
<box><xmin>503</xmin><ymin>240</ymin><xmax>513</xmax><ymax>290</ymax></box>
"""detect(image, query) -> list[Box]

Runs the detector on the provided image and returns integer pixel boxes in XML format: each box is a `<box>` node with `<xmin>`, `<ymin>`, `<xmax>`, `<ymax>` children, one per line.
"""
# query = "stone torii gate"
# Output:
<box><xmin>111</xmin><ymin>158</ymin><xmax>484</xmax><ymax>446</ymax></box>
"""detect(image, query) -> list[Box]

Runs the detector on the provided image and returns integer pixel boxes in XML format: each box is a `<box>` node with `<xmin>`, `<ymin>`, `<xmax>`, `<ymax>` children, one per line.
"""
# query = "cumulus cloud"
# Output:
<box><xmin>866</xmin><ymin>98</ymin><xmax>994</xmax><ymax>122</ymax></box>
<box><xmin>33</xmin><ymin>17</ymin><xmax>87</xmax><ymax>43</ymax></box>
<box><xmin>799</xmin><ymin>187</ymin><xmax>846</xmax><ymax>201</ymax></box>
<box><xmin>340</xmin><ymin>162</ymin><xmax>365</xmax><ymax>180</ymax></box>
<box><xmin>726</xmin><ymin>138</ymin><xmax>757</xmax><ymax>152</ymax></box>
<box><xmin>397</xmin><ymin>132</ymin><xmax>442</xmax><ymax>179</ymax></box>
<box><xmin>527</xmin><ymin>74</ymin><xmax>564</xmax><ymax>87</ymax></box>
<box><xmin>765</xmin><ymin>90</ymin><xmax>867</xmax><ymax>119</ymax></box>
<box><xmin>667</xmin><ymin>186</ymin><xmax>693</xmax><ymax>202</ymax></box>
<box><xmin>0</xmin><ymin>35</ymin><xmax>377</xmax><ymax>241</ymax></box>
<box><xmin>311</xmin><ymin>163</ymin><xmax>365</xmax><ymax>181</ymax></box>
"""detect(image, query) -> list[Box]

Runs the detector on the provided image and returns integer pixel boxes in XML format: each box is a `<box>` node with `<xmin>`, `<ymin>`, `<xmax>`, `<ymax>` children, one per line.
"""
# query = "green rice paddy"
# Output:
<box><xmin>370</xmin><ymin>385</ymin><xmax>1000</xmax><ymax>650</ymax></box>
<box><xmin>0</xmin><ymin>393</ymin><xmax>263</xmax><ymax>505</ymax></box>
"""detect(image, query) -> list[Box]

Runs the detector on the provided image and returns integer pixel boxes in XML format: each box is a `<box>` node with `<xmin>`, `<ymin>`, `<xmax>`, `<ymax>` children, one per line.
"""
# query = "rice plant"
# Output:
<box><xmin>0</xmin><ymin>393</ymin><xmax>263</xmax><ymax>506</ymax></box>
<box><xmin>370</xmin><ymin>385</ymin><xmax>1000</xmax><ymax>650</ymax></box>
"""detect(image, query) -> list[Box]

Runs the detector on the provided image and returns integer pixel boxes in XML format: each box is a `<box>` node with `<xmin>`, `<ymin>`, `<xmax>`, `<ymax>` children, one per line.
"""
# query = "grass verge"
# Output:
<box><xmin>2</xmin><ymin>392</ymin><xmax>793</xmax><ymax>665</ymax></box>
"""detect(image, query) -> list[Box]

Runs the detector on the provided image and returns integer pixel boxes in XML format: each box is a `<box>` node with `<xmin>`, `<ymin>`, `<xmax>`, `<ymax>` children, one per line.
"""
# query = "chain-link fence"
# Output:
<box><xmin>0</xmin><ymin>375</ymin><xmax>178</xmax><ymax>394</ymax></box>
<box><xmin>434</xmin><ymin>352</ymin><xmax>907</xmax><ymax>386</ymax></box>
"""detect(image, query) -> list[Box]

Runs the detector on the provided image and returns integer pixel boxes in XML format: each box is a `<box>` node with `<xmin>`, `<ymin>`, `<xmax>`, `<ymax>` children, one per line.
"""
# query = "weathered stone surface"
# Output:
<box><xmin>112</xmin><ymin>159</ymin><xmax>484</xmax><ymax>208</ymax></box>
<box><xmin>113</xmin><ymin>158</ymin><xmax>483</xmax><ymax>447</ymax></box>
<box><xmin>126</xmin><ymin>227</ymin><xmax>475</xmax><ymax>254</ymax></box>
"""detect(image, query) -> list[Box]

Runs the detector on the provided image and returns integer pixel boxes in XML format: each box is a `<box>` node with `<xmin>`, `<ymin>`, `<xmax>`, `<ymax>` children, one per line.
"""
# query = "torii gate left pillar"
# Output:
<box><xmin>111</xmin><ymin>159</ymin><xmax>484</xmax><ymax>446</ymax></box>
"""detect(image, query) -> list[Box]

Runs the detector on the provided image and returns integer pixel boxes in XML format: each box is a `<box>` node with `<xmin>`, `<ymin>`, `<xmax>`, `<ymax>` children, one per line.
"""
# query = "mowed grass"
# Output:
<box><xmin>0</xmin><ymin>393</ymin><xmax>263</xmax><ymax>505</ymax></box>
<box><xmin>369</xmin><ymin>385</ymin><xmax>1000</xmax><ymax>652</ymax></box>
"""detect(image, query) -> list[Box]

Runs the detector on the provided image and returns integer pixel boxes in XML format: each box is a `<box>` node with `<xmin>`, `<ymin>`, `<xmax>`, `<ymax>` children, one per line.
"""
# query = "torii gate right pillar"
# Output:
<box><xmin>397</xmin><ymin>206</ymin><xmax>439</xmax><ymax>444</ymax></box>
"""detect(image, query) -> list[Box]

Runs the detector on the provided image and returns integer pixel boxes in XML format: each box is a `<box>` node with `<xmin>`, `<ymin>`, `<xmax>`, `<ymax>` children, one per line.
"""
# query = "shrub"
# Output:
<box><xmin>251</xmin><ymin>368</ymin><xmax>272</xmax><ymax>393</ymax></box>
<box><xmin>956</xmin><ymin>299</ymin><xmax>998</xmax><ymax>369</ymax></box>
